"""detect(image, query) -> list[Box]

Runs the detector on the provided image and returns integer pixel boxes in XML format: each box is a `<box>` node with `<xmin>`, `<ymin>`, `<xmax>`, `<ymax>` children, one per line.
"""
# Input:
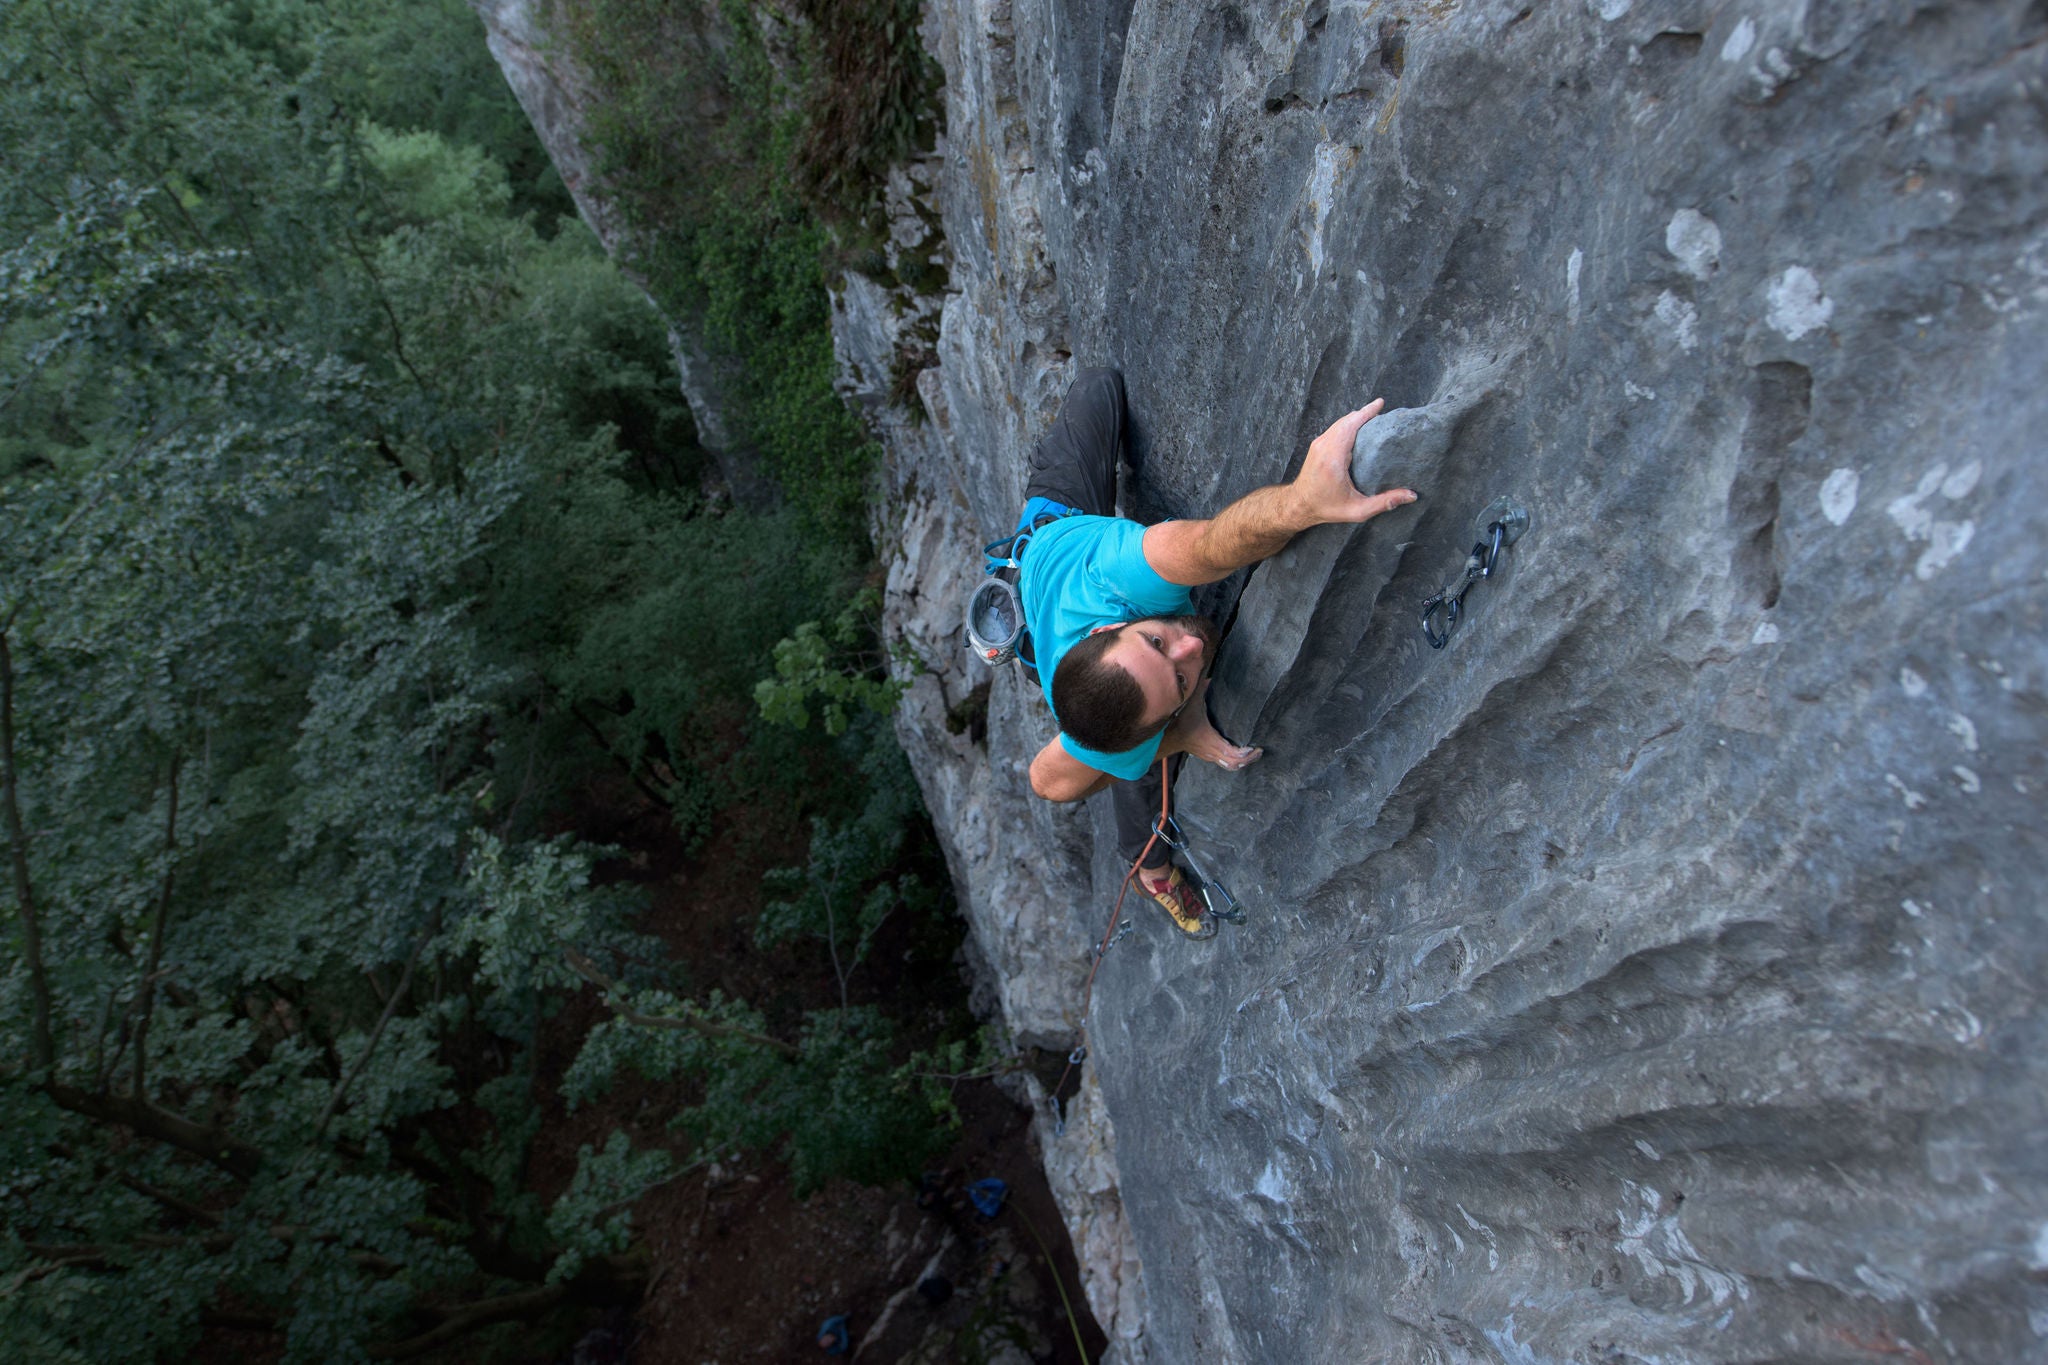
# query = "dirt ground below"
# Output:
<box><xmin>523</xmin><ymin>773</ymin><xmax>1108</xmax><ymax>1365</ymax></box>
<box><xmin>623</xmin><ymin>1079</ymin><xmax>1101</xmax><ymax>1364</ymax></box>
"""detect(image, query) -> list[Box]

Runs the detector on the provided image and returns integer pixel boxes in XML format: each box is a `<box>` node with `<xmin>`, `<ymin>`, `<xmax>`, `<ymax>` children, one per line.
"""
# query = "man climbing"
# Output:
<box><xmin>1011</xmin><ymin>369</ymin><xmax>1416</xmax><ymax>936</ymax></box>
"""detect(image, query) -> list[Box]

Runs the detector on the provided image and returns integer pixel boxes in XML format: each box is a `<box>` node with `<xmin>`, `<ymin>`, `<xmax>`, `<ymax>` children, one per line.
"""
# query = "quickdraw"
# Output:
<box><xmin>1091</xmin><ymin>919</ymin><xmax>1134</xmax><ymax>960</ymax></box>
<box><xmin>1420</xmin><ymin>496</ymin><xmax>1531</xmax><ymax>649</ymax></box>
<box><xmin>1151</xmin><ymin>813</ymin><xmax>1245</xmax><ymax>925</ymax></box>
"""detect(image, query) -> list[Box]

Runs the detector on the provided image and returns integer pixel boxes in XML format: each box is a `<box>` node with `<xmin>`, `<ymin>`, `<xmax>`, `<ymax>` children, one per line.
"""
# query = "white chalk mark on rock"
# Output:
<box><xmin>1953</xmin><ymin>766</ymin><xmax>1981</xmax><ymax>795</ymax></box>
<box><xmin>1457</xmin><ymin>1205</ymin><xmax>1502</xmax><ymax>1270</ymax></box>
<box><xmin>1887</xmin><ymin>463</ymin><xmax>1977</xmax><ymax>579</ymax></box>
<box><xmin>1752</xmin><ymin>621</ymin><xmax>1780</xmax><ymax>644</ymax></box>
<box><xmin>1722</xmin><ymin>17</ymin><xmax>1757</xmax><ymax>62</ymax></box>
<box><xmin>1946</xmin><ymin>712</ymin><xmax>1979</xmax><ymax>752</ymax></box>
<box><xmin>1885</xmin><ymin>773</ymin><xmax>1929</xmax><ymax>810</ymax></box>
<box><xmin>1484</xmin><ymin>1314</ymin><xmax>1543</xmax><ymax>1365</ymax></box>
<box><xmin>1819</xmin><ymin>467</ymin><xmax>1860</xmax><ymax>525</ymax></box>
<box><xmin>1856</xmin><ymin>1262</ymin><xmax>1913</xmax><ymax>1301</ymax></box>
<box><xmin>1615</xmin><ymin>1182</ymin><xmax>1750</xmax><ymax>1307</ymax></box>
<box><xmin>1655</xmin><ymin>290</ymin><xmax>1699</xmax><ymax>350</ymax></box>
<box><xmin>1766</xmin><ymin>266</ymin><xmax>1834</xmax><ymax>340</ymax></box>
<box><xmin>1934</xmin><ymin>1002</ymin><xmax>1983</xmax><ymax>1044</ymax></box>
<box><xmin>1899</xmin><ymin>666</ymin><xmax>1929</xmax><ymax>699</ymax></box>
<box><xmin>1666</xmin><ymin>209</ymin><xmax>1722</xmax><ymax>280</ymax></box>
<box><xmin>1917</xmin><ymin>520</ymin><xmax>1975</xmax><ymax>579</ymax></box>
<box><xmin>1304</xmin><ymin>142</ymin><xmax>1353</xmax><ymax>277</ymax></box>
<box><xmin>1567</xmin><ymin>247</ymin><xmax>1584</xmax><ymax>324</ymax></box>
<box><xmin>1941</xmin><ymin>459</ymin><xmax>1982</xmax><ymax>500</ymax></box>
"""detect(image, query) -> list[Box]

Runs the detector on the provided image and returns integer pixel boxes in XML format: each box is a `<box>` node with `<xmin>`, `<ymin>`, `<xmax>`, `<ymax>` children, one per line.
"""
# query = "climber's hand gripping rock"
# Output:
<box><xmin>1141</xmin><ymin>399</ymin><xmax>1418</xmax><ymax>587</ymax></box>
<box><xmin>1292</xmin><ymin>399</ymin><xmax>1419</xmax><ymax>526</ymax></box>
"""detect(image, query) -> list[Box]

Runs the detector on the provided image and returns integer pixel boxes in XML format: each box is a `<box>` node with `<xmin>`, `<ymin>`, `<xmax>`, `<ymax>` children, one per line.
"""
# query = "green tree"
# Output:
<box><xmin>0</xmin><ymin>178</ymin><xmax>657</xmax><ymax>1361</ymax></box>
<box><xmin>1</xmin><ymin>3</ymin><xmax>963</xmax><ymax>1358</ymax></box>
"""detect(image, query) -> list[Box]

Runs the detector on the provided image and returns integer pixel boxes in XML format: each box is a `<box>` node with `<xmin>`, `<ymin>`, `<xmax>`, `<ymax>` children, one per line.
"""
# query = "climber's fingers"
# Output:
<box><xmin>1297</xmin><ymin>401</ymin><xmax>1402</xmax><ymax>523</ymax></box>
<box><xmin>1213</xmin><ymin>744</ymin><xmax>1263</xmax><ymax>771</ymax></box>
<box><xmin>1319</xmin><ymin>399</ymin><xmax>1385</xmax><ymax>456</ymax></box>
<box><xmin>1355</xmin><ymin>486</ymin><xmax>1420</xmax><ymax>520</ymax></box>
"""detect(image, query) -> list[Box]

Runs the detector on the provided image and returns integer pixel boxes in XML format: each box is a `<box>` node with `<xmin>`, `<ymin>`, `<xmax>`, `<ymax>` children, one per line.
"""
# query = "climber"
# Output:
<box><xmin>1012</xmin><ymin>369</ymin><xmax>1415</xmax><ymax>935</ymax></box>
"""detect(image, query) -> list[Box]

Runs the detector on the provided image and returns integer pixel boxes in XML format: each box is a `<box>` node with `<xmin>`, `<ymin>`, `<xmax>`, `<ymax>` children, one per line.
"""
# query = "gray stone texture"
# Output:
<box><xmin>907</xmin><ymin>0</ymin><xmax>2048</xmax><ymax>1360</ymax></box>
<box><xmin>481</xmin><ymin>0</ymin><xmax>2048</xmax><ymax>1357</ymax></box>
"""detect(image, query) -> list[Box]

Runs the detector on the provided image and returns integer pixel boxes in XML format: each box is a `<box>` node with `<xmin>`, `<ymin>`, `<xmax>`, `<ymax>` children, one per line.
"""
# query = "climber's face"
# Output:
<box><xmin>1098</xmin><ymin>615</ymin><xmax>1218</xmax><ymax>727</ymax></box>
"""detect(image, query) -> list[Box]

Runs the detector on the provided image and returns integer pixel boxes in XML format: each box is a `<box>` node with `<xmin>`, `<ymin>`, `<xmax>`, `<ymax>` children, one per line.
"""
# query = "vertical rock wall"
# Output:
<box><xmin>901</xmin><ymin>0</ymin><xmax>2048</xmax><ymax>1360</ymax></box>
<box><xmin>477</xmin><ymin>0</ymin><xmax>2048</xmax><ymax>1357</ymax></box>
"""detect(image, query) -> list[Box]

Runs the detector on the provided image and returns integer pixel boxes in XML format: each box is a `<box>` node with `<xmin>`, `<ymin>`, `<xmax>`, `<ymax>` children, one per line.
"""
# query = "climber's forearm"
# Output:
<box><xmin>1141</xmin><ymin>485</ymin><xmax>1307</xmax><ymax>586</ymax></box>
<box><xmin>1030</xmin><ymin>737</ymin><xmax>1115</xmax><ymax>802</ymax></box>
<box><xmin>1140</xmin><ymin>401</ymin><xmax>1417</xmax><ymax>587</ymax></box>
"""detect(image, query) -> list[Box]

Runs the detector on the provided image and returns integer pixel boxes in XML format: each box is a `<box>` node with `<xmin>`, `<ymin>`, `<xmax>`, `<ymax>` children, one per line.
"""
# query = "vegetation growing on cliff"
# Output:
<box><xmin>554</xmin><ymin>0</ymin><xmax>942</xmax><ymax>533</ymax></box>
<box><xmin>0</xmin><ymin>1</ymin><xmax>963</xmax><ymax>1359</ymax></box>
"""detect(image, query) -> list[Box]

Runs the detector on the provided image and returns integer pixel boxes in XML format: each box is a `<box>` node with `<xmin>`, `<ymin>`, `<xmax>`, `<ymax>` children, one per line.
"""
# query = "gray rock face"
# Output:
<box><xmin>902</xmin><ymin>0</ymin><xmax>2048</xmax><ymax>1360</ymax></box>
<box><xmin>480</xmin><ymin>0</ymin><xmax>2048</xmax><ymax>1355</ymax></box>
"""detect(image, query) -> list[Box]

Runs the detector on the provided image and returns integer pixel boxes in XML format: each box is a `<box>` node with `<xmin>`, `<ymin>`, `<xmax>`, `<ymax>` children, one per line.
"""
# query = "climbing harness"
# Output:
<box><xmin>965</xmin><ymin>498</ymin><xmax>1083</xmax><ymax>672</ymax></box>
<box><xmin>1419</xmin><ymin>496</ymin><xmax>1531</xmax><ymax>648</ymax></box>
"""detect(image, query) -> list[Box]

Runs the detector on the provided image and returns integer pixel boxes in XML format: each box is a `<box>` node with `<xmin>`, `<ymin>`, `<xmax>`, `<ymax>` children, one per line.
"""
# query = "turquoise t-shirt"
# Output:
<box><xmin>1017</xmin><ymin>515</ymin><xmax>1193</xmax><ymax>780</ymax></box>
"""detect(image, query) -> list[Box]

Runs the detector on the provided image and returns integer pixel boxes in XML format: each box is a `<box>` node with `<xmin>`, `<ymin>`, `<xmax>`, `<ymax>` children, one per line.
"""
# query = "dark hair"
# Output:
<box><xmin>1052</xmin><ymin>628</ymin><xmax>1169</xmax><ymax>754</ymax></box>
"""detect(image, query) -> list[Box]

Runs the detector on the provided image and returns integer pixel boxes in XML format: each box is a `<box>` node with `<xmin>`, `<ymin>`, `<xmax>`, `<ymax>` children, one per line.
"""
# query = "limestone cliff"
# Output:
<box><xmin>887</xmin><ymin>1</ymin><xmax>2048</xmax><ymax>1360</ymax></box>
<box><xmin>483</xmin><ymin>1</ymin><xmax>2048</xmax><ymax>1359</ymax></box>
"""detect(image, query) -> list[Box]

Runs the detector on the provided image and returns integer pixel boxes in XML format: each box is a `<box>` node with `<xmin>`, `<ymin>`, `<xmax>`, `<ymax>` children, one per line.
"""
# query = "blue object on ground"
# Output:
<box><xmin>817</xmin><ymin>1313</ymin><xmax>850</xmax><ymax>1355</ymax></box>
<box><xmin>968</xmin><ymin>1177</ymin><xmax>1009</xmax><ymax>1218</ymax></box>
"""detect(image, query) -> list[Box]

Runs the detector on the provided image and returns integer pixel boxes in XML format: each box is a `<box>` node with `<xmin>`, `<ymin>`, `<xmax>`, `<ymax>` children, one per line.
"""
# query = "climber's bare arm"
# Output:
<box><xmin>1142</xmin><ymin>400</ymin><xmax>1418</xmax><ymax>586</ymax></box>
<box><xmin>1029</xmin><ymin>736</ymin><xmax>1115</xmax><ymax>802</ymax></box>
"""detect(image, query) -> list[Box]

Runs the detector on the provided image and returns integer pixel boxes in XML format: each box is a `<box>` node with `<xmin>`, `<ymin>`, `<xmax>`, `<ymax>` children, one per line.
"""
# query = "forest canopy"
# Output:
<box><xmin>0</xmin><ymin>1</ymin><xmax>959</xmax><ymax>1359</ymax></box>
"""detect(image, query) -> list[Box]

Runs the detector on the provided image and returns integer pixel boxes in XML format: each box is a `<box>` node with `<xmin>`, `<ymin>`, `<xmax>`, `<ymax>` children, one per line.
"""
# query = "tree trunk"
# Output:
<box><xmin>0</xmin><ymin>630</ymin><xmax>55</xmax><ymax>1070</ymax></box>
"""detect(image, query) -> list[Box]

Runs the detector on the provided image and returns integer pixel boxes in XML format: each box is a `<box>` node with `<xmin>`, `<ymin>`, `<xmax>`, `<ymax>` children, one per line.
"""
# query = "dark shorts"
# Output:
<box><xmin>1024</xmin><ymin>368</ymin><xmax>1125</xmax><ymax>516</ymax></box>
<box><xmin>1024</xmin><ymin>368</ymin><xmax>1179</xmax><ymax>868</ymax></box>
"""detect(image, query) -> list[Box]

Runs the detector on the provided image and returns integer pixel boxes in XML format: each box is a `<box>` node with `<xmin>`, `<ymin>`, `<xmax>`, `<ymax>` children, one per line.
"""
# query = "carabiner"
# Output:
<box><xmin>1200</xmin><ymin>877</ymin><xmax>1246</xmax><ymax>925</ymax></box>
<box><xmin>1152</xmin><ymin>814</ymin><xmax>1248</xmax><ymax>925</ymax></box>
<box><xmin>1421</xmin><ymin>591</ymin><xmax>1461</xmax><ymax>649</ymax></box>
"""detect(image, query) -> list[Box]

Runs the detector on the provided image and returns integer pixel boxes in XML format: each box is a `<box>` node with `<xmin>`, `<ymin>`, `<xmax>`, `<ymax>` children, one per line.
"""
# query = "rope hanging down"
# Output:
<box><xmin>1048</xmin><ymin>759</ymin><xmax>1249</xmax><ymax>1135</ymax></box>
<box><xmin>1049</xmin><ymin>757</ymin><xmax>1171</xmax><ymax>1136</ymax></box>
<box><xmin>1419</xmin><ymin>496</ymin><xmax>1531</xmax><ymax>648</ymax></box>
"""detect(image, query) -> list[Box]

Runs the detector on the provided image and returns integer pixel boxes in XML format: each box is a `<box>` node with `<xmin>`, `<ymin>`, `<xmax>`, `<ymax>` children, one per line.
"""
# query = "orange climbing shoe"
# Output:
<box><xmin>1141</xmin><ymin>865</ymin><xmax>1216</xmax><ymax>940</ymax></box>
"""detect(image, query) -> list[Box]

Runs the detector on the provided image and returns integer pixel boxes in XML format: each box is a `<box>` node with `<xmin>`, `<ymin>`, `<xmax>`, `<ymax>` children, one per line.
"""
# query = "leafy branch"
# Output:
<box><xmin>563</xmin><ymin>946</ymin><xmax>798</xmax><ymax>1058</ymax></box>
<box><xmin>754</xmin><ymin>586</ymin><xmax>908</xmax><ymax>735</ymax></box>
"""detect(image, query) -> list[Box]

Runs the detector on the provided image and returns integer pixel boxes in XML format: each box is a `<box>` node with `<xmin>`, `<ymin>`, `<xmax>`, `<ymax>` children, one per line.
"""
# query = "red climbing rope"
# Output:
<box><xmin>1049</xmin><ymin>755</ymin><xmax>1171</xmax><ymax>1128</ymax></box>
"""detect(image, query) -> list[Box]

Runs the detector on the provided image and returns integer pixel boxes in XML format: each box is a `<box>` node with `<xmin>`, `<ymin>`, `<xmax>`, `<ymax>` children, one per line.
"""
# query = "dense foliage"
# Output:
<box><xmin>555</xmin><ymin>0</ymin><xmax>942</xmax><ymax>533</ymax></box>
<box><xmin>0</xmin><ymin>0</ymin><xmax>958</xmax><ymax>1359</ymax></box>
